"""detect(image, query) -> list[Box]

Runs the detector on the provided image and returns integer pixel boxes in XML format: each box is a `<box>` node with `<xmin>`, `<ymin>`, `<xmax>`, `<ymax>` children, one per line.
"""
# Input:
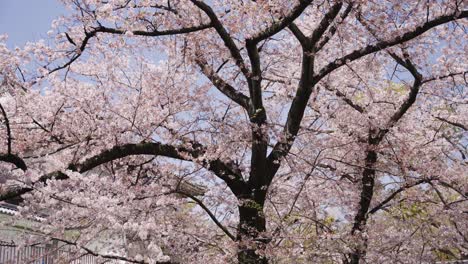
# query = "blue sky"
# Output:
<box><xmin>0</xmin><ymin>0</ymin><xmax>65</xmax><ymax>47</ymax></box>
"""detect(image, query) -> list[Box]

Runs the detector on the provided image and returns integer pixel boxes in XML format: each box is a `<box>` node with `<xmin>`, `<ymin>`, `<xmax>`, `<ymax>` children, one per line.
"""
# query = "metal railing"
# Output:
<box><xmin>0</xmin><ymin>241</ymin><xmax>121</xmax><ymax>264</ymax></box>
<box><xmin>436</xmin><ymin>261</ymin><xmax>468</xmax><ymax>264</ymax></box>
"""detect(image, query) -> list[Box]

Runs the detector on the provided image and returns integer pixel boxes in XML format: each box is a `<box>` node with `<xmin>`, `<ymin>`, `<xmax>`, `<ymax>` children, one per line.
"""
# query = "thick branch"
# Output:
<box><xmin>289</xmin><ymin>23</ymin><xmax>309</xmax><ymax>48</ymax></box>
<box><xmin>266</xmin><ymin>51</ymin><xmax>315</xmax><ymax>180</ymax></box>
<box><xmin>244</xmin><ymin>41</ymin><xmax>267</xmax><ymax>195</ymax></box>
<box><xmin>316</xmin><ymin>11</ymin><xmax>468</xmax><ymax>81</ymax></box>
<box><xmin>69</xmin><ymin>142</ymin><xmax>185</xmax><ymax>172</ymax></box>
<box><xmin>351</xmin><ymin>146</ymin><xmax>378</xmax><ymax>233</ymax></box>
<box><xmin>350</xmin><ymin>53</ymin><xmax>424</xmax><ymax>236</ymax></box>
<box><xmin>242</xmin><ymin>0</ymin><xmax>320</xmax><ymax>196</ymax></box>
<box><xmin>289</xmin><ymin>2</ymin><xmax>346</xmax><ymax>50</ymax></box>
<box><xmin>1</xmin><ymin>142</ymin><xmax>247</xmax><ymax>201</ymax></box>
<box><xmin>93</xmin><ymin>23</ymin><xmax>212</xmax><ymax>37</ymax></box>
<box><xmin>309</xmin><ymin>2</ymin><xmax>343</xmax><ymax>49</ymax></box>
<box><xmin>73</xmin><ymin>142</ymin><xmax>246</xmax><ymax>194</ymax></box>
<box><xmin>315</xmin><ymin>3</ymin><xmax>354</xmax><ymax>51</ymax></box>
<box><xmin>245</xmin><ymin>41</ymin><xmax>264</xmax><ymax>113</ymax></box>
<box><xmin>0</xmin><ymin>153</ymin><xmax>27</xmax><ymax>171</ymax></box>
<box><xmin>0</xmin><ymin>185</ymin><xmax>33</xmax><ymax>201</ymax></box>
<box><xmin>323</xmin><ymin>84</ymin><xmax>365</xmax><ymax>113</ymax></box>
<box><xmin>195</xmin><ymin>57</ymin><xmax>250</xmax><ymax>110</ymax></box>
<box><xmin>0</xmin><ymin>103</ymin><xmax>12</xmax><ymax>154</ymax></box>
<box><xmin>189</xmin><ymin>0</ymin><xmax>250</xmax><ymax>78</ymax></box>
<box><xmin>265</xmin><ymin>2</ymin><xmax>355</xmax><ymax>180</ymax></box>
<box><xmin>47</xmin><ymin>23</ymin><xmax>212</xmax><ymax>75</ymax></box>
<box><xmin>388</xmin><ymin>55</ymin><xmax>422</xmax><ymax>124</ymax></box>
<box><xmin>375</xmin><ymin>53</ymin><xmax>423</xmax><ymax>140</ymax></box>
<box><xmin>248</xmin><ymin>0</ymin><xmax>312</xmax><ymax>44</ymax></box>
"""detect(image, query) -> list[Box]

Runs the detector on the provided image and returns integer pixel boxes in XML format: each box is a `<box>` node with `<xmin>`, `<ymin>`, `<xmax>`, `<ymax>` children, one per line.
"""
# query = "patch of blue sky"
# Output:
<box><xmin>0</xmin><ymin>0</ymin><xmax>66</xmax><ymax>48</ymax></box>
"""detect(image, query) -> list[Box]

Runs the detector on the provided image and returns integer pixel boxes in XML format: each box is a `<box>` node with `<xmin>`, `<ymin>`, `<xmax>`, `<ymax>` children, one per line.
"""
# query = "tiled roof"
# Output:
<box><xmin>0</xmin><ymin>202</ymin><xmax>18</xmax><ymax>216</ymax></box>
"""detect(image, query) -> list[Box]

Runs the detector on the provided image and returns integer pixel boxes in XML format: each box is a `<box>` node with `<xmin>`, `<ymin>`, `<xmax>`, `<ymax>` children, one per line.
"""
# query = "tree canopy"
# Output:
<box><xmin>0</xmin><ymin>1</ymin><xmax>467</xmax><ymax>263</ymax></box>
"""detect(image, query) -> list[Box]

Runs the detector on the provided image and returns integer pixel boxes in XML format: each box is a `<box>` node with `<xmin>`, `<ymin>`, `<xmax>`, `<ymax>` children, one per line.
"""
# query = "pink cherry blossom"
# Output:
<box><xmin>0</xmin><ymin>1</ymin><xmax>466</xmax><ymax>263</ymax></box>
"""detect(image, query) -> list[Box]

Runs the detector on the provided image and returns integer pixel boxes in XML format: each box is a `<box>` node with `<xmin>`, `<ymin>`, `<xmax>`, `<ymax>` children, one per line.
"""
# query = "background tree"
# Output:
<box><xmin>0</xmin><ymin>0</ymin><xmax>467</xmax><ymax>263</ymax></box>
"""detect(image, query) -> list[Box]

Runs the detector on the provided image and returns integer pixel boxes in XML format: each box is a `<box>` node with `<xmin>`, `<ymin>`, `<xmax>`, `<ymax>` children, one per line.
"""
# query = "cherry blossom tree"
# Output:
<box><xmin>0</xmin><ymin>1</ymin><xmax>467</xmax><ymax>263</ymax></box>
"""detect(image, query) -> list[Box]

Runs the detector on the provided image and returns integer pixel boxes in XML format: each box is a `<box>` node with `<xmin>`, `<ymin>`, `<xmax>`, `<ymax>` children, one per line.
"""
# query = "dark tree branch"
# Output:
<box><xmin>289</xmin><ymin>23</ymin><xmax>309</xmax><ymax>48</ymax></box>
<box><xmin>351</xmin><ymin>144</ymin><xmax>378</xmax><ymax>234</ymax></box>
<box><xmin>0</xmin><ymin>103</ymin><xmax>13</xmax><ymax>154</ymax></box>
<box><xmin>322</xmin><ymin>84</ymin><xmax>365</xmax><ymax>113</ymax></box>
<box><xmin>434</xmin><ymin>116</ymin><xmax>467</xmax><ymax>131</ymax></box>
<box><xmin>189</xmin><ymin>0</ymin><xmax>250</xmax><ymax>79</ymax></box>
<box><xmin>309</xmin><ymin>2</ymin><xmax>343</xmax><ymax>49</ymax></box>
<box><xmin>375</xmin><ymin>52</ymin><xmax>423</xmax><ymax>140</ymax></box>
<box><xmin>422</xmin><ymin>70</ymin><xmax>467</xmax><ymax>84</ymax></box>
<box><xmin>244</xmin><ymin>41</ymin><xmax>268</xmax><ymax>197</ymax></box>
<box><xmin>46</xmin><ymin>23</ymin><xmax>212</xmax><ymax>76</ymax></box>
<box><xmin>0</xmin><ymin>183</ymin><xmax>32</xmax><ymax>202</ymax></box>
<box><xmin>438</xmin><ymin>180</ymin><xmax>467</xmax><ymax>198</ymax></box>
<box><xmin>0</xmin><ymin>153</ymin><xmax>27</xmax><ymax>171</ymax></box>
<box><xmin>93</xmin><ymin>23</ymin><xmax>212</xmax><ymax>37</ymax></box>
<box><xmin>31</xmin><ymin>117</ymin><xmax>65</xmax><ymax>145</ymax></box>
<box><xmin>245</xmin><ymin>41</ymin><xmax>264</xmax><ymax>113</ymax></box>
<box><xmin>241</xmin><ymin>0</ymin><xmax>315</xmax><ymax>199</ymax></box>
<box><xmin>248</xmin><ymin>0</ymin><xmax>313</xmax><ymax>44</ymax></box>
<box><xmin>316</xmin><ymin>10</ymin><xmax>468</xmax><ymax>81</ymax></box>
<box><xmin>289</xmin><ymin>1</ymin><xmax>347</xmax><ymax>50</ymax></box>
<box><xmin>65</xmin><ymin>32</ymin><xmax>77</xmax><ymax>46</ymax></box>
<box><xmin>266</xmin><ymin>50</ymin><xmax>315</xmax><ymax>181</ymax></box>
<box><xmin>195</xmin><ymin>56</ymin><xmax>250</xmax><ymax>110</ymax></box>
<box><xmin>350</xmin><ymin>52</ymin><xmax>424</xmax><ymax>234</ymax></box>
<box><xmin>368</xmin><ymin>179</ymin><xmax>433</xmax><ymax>215</ymax></box>
<box><xmin>48</xmin><ymin>29</ymin><xmax>98</xmax><ymax>75</ymax></box>
<box><xmin>1</xmin><ymin>141</ymin><xmax>247</xmax><ymax>201</ymax></box>
<box><xmin>315</xmin><ymin>2</ymin><xmax>354</xmax><ymax>51</ymax></box>
<box><xmin>176</xmin><ymin>190</ymin><xmax>236</xmax><ymax>241</ymax></box>
<box><xmin>265</xmin><ymin>2</ymin><xmax>353</xmax><ymax>181</ymax></box>
<box><xmin>349</xmin><ymin>52</ymin><xmax>426</xmax><ymax>263</ymax></box>
<box><xmin>0</xmin><ymin>103</ymin><xmax>28</xmax><ymax>172</ymax></box>
<box><xmin>350</xmin><ymin>53</ymin><xmax>423</xmax><ymax>235</ymax></box>
<box><xmin>71</xmin><ymin>142</ymin><xmax>246</xmax><ymax>194</ymax></box>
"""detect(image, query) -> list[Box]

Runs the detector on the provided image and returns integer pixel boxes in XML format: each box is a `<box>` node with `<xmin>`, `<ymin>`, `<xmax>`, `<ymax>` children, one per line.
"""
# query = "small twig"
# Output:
<box><xmin>176</xmin><ymin>190</ymin><xmax>236</xmax><ymax>241</ymax></box>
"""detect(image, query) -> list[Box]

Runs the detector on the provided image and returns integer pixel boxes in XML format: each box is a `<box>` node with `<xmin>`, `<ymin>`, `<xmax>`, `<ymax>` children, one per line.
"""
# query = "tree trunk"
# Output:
<box><xmin>348</xmin><ymin>251</ymin><xmax>364</xmax><ymax>264</ymax></box>
<box><xmin>347</xmin><ymin>145</ymin><xmax>378</xmax><ymax>264</ymax></box>
<box><xmin>237</xmin><ymin>198</ymin><xmax>268</xmax><ymax>264</ymax></box>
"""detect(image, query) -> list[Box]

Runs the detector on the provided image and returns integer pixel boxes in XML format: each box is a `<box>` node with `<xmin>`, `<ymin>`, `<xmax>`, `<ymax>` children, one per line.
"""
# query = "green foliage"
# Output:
<box><xmin>386</xmin><ymin>82</ymin><xmax>407</xmax><ymax>95</ymax></box>
<box><xmin>389</xmin><ymin>201</ymin><xmax>428</xmax><ymax>221</ymax></box>
<box><xmin>433</xmin><ymin>248</ymin><xmax>459</xmax><ymax>261</ymax></box>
